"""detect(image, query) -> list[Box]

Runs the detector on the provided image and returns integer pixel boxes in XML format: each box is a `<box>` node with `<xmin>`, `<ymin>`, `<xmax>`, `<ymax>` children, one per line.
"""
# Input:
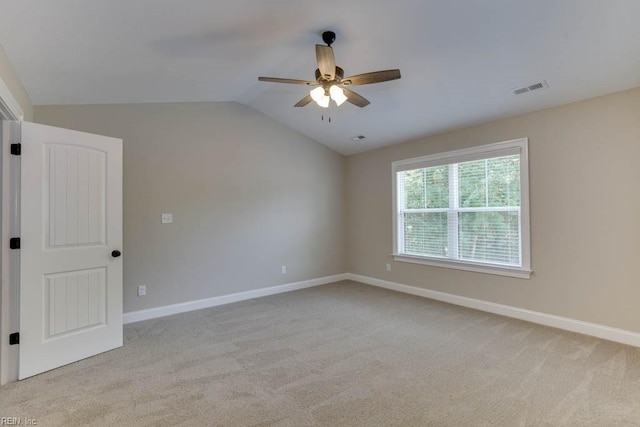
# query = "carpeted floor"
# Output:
<box><xmin>2</xmin><ymin>280</ymin><xmax>640</xmax><ymax>426</ymax></box>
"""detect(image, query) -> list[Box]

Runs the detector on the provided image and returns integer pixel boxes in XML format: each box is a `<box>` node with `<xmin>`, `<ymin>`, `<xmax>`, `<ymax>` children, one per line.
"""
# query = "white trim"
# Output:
<box><xmin>0</xmin><ymin>78</ymin><xmax>24</xmax><ymax>121</ymax></box>
<box><xmin>346</xmin><ymin>273</ymin><xmax>640</xmax><ymax>348</ymax></box>
<box><xmin>0</xmin><ymin>71</ymin><xmax>24</xmax><ymax>384</ymax></box>
<box><xmin>392</xmin><ymin>138</ymin><xmax>523</xmax><ymax>172</ymax></box>
<box><xmin>393</xmin><ymin>254</ymin><xmax>532</xmax><ymax>279</ymax></box>
<box><xmin>123</xmin><ymin>274</ymin><xmax>349</xmax><ymax>324</ymax></box>
<box><xmin>0</xmin><ymin>121</ymin><xmax>20</xmax><ymax>385</ymax></box>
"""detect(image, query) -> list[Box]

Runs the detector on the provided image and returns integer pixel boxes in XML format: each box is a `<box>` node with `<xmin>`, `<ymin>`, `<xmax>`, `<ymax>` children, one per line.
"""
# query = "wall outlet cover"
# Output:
<box><xmin>161</xmin><ymin>213</ymin><xmax>173</xmax><ymax>224</ymax></box>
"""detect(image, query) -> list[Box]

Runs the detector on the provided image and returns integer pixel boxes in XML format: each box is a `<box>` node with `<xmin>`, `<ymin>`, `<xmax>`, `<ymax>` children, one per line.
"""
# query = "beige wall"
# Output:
<box><xmin>0</xmin><ymin>44</ymin><xmax>33</xmax><ymax>120</ymax></box>
<box><xmin>346</xmin><ymin>88</ymin><xmax>640</xmax><ymax>333</ymax></box>
<box><xmin>35</xmin><ymin>102</ymin><xmax>346</xmax><ymax>313</ymax></box>
<box><xmin>33</xmin><ymin>89</ymin><xmax>640</xmax><ymax>332</ymax></box>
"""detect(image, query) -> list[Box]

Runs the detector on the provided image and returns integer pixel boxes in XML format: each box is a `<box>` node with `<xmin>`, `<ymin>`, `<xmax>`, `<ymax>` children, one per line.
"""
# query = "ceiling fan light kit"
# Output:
<box><xmin>309</xmin><ymin>85</ymin><xmax>347</xmax><ymax>108</ymax></box>
<box><xmin>310</xmin><ymin>86</ymin><xmax>330</xmax><ymax>107</ymax></box>
<box><xmin>329</xmin><ymin>85</ymin><xmax>347</xmax><ymax>106</ymax></box>
<box><xmin>258</xmin><ymin>31</ymin><xmax>401</xmax><ymax>109</ymax></box>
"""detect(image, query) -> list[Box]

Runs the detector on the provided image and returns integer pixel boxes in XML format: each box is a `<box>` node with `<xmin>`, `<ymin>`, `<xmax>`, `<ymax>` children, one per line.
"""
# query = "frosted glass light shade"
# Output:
<box><xmin>310</xmin><ymin>86</ymin><xmax>330</xmax><ymax>108</ymax></box>
<box><xmin>329</xmin><ymin>85</ymin><xmax>348</xmax><ymax>106</ymax></box>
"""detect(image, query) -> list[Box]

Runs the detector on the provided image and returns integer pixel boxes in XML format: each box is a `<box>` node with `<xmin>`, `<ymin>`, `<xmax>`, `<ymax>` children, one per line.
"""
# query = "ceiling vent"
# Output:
<box><xmin>512</xmin><ymin>80</ymin><xmax>548</xmax><ymax>95</ymax></box>
<box><xmin>351</xmin><ymin>135</ymin><xmax>366</xmax><ymax>142</ymax></box>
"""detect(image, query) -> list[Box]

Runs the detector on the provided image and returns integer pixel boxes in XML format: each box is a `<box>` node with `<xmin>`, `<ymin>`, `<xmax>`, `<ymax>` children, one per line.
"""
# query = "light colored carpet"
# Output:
<box><xmin>2</xmin><ymin>280</ymin><xmax>640</xmax><ymax>426</ymax></box>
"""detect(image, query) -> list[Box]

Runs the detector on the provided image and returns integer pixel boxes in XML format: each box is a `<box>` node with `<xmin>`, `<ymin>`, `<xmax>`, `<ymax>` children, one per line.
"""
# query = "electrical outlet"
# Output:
<box><xmin>386</xmin><ymin>263</ymin><xmax>391</xmax><ymax>272</ymax></box>
<box><xmin>137</xmin><ymin>285</ymin><xmax>146</xmax><ymax>296</ymax></box>
<box><xmin>281</xmin><ymin>265</ymin><xmax>287</xmax><ymax>274</ymax></box>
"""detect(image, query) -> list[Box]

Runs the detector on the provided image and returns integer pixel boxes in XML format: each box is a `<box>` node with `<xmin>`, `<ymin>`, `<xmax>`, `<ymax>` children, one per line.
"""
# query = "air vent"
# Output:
<box><xmin>512</xmin><ymin>80</ymin><xmax>548</xmax><ymax>95</ymax></box>
<box><xmin>351</xmin><ymin>135</ymin><xmax>366</xmax><ymax>142</ymax></box>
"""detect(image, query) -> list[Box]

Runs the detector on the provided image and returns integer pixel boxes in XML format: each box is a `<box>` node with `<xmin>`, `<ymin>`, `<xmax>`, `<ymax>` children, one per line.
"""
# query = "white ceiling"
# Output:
<box><xmin>1</xmin><ymin>0</ymin><xmax>639</xmax><ymax>155</ymax></box>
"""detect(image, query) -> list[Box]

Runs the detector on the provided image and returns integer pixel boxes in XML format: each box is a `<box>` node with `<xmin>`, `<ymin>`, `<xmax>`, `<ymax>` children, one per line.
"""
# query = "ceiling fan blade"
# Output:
<box><xmin>258</xmin><ymin>77</ymin><xmax>318</xmax><ymax>85</ymax></box>
<box><xmin>341</xmin><ymin>69</ymin><xmax>401</xmax><ymax>86</ymax></box>
<box><xmin>294</xmin><ymin>94</ymin><xmax>313</xmax><ymax>107</ymax></box>
<box><xmin>343</xmin><ymin>88</ymin><xmax>370</xmax><ymax>107</ymax></box>
<box><xmin>315</xmin><ymin>45</ymin><xmax>336</xmax><ymax>80</ymax></box>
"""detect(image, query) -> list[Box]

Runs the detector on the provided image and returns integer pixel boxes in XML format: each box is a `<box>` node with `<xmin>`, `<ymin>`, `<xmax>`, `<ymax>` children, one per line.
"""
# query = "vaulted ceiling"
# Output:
<box><xmin>1</xmin><ymin>0</ymin><xmax>639</xmax><ymax>155</ymax></box>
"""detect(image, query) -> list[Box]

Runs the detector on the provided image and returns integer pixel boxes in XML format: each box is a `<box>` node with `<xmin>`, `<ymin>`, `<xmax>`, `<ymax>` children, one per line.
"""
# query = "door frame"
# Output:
<box><xmin>0</xmin><ymin>75</ymin><xmax>24</xmax><ymax>385</ymax></box>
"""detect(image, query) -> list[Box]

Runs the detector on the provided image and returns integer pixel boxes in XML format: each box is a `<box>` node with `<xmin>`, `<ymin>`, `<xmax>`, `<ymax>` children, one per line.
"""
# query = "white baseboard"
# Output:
<box><xmin>123</xmin><ymin>273</ymin><xmax>349</xmax><ymax>324</ymax></box>
<box><xmin>346</xmin><ymin>273</ymin><xmax>640</xmax><ymax>348</ymax></box>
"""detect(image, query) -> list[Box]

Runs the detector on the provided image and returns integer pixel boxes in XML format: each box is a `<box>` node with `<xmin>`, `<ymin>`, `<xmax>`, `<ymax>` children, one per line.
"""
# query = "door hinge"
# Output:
<box><xmin>9</xmin><ymin>237</ymin><xmax>20</xmax><ymax>249</ymax></box>
<box><xmin>10</xmin><ymin>143</ymin><xmax>21</xmax><ymax>155</ymax></box>
<box><xmin>9</xmin><ymin>332</ymin><xmax>19</xmax><ymax>345</ymax></box>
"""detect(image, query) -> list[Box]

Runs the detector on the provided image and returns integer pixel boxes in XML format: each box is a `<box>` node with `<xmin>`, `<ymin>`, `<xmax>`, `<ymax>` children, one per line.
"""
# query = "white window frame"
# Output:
<box><xmin>392</xmin><ymin>138</ymin><xmax>531</xmax><ymax>279</ymax></box>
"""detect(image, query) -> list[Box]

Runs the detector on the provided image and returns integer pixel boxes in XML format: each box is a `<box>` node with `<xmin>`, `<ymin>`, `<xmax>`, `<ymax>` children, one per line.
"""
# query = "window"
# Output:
<box><xmin>393</xmin><ymin>138</ymin><xmax>531</xmax><ymax>278</ymax></box>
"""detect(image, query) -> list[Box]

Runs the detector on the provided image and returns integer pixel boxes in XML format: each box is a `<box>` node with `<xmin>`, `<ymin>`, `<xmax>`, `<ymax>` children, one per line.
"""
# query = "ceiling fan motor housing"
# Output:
<box><xmin>315</xmin><ymin>66</ymin><xmax>344</xmax><ymax>83</ymax></box>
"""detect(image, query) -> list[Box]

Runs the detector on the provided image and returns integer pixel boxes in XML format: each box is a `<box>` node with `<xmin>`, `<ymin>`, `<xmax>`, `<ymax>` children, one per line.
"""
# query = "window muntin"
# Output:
<box><xmin>393</xmin><ymin>139</ymin><xmax>530</xmax><ymax>277</ymax></box>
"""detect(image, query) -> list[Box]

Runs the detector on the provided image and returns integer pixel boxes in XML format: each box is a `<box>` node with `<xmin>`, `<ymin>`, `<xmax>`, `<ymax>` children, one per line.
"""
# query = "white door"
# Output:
<box><xmin>19</xmin><ymin>121</ymin><xmax>122</xmax><ymax>379</ymax></box>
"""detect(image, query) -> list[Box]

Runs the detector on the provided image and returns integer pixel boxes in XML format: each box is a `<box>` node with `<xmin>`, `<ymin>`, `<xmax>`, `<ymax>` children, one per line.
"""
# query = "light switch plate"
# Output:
<box><xmin>161</xmin><ymin>213</ymin><xmax>173</xmax><ymax>224</ymax></box>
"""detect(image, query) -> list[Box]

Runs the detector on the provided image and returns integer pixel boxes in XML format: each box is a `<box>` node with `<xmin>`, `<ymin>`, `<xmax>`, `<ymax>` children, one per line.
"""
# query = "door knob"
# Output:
<box><xmin>111</xmin><ymin>250</ymin><xmax>122</xmax><ymax>258</ymax></box>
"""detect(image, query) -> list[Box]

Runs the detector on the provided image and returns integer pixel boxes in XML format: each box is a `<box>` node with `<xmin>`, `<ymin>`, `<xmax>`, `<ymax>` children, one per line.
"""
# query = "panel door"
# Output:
<box><xmin>19</xmin><ymin>121</ymin><xmax>122</xmax><ymax>379</ymax></box>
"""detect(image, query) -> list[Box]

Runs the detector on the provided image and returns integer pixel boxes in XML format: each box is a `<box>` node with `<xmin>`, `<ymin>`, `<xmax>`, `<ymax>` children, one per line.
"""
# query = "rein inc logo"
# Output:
<box><xmin>0</xmin><ymin>418</ymin><xmax>38</xmax><ymax>425</ymax></box>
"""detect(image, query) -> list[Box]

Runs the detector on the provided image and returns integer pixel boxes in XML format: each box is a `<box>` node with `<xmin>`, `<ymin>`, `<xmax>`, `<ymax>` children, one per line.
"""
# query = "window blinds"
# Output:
<box><xmin>396</xmin><ymin>152</ymin><xmax>522</xmax><ymax>267</ymax></box>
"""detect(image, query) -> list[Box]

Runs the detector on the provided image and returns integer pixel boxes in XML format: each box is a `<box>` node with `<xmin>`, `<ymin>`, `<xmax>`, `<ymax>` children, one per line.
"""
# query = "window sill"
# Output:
<box><xmin>392</xmin><ymin>254</ymin><xmax>532</xmax><ymax>279</ymax></box>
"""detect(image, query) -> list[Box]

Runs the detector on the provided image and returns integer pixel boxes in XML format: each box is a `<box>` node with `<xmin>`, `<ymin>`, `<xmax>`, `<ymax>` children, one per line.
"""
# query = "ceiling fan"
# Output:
<box><xmin>258</xmin><ymin>31</ymin><xmax>401</xmax><ymax>108</ymax></box>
